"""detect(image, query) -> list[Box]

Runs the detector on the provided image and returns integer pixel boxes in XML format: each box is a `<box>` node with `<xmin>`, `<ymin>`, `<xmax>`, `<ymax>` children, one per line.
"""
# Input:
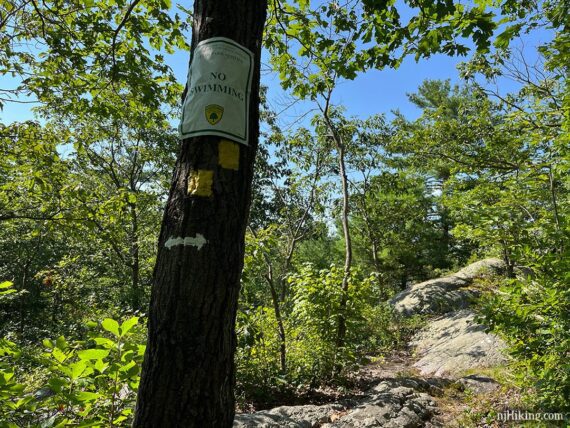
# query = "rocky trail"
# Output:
<box><xmin>234</xmin><ymin>259</ymin><xmax>510</xmax><ymax>427</ymax></box>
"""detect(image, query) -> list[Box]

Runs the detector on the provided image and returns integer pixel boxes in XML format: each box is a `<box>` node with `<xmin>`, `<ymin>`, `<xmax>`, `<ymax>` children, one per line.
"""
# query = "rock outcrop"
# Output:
<box><xmin>234</xmin><ymin>379</ymin><xmax>440</xmax><ymax>428</ymax></box>
<box><xmin>234</xmin><ymin>403</ymin><xmax>344</xmax><ymax>427</ymax></box>
<box><xmin>322</xmin><ymin>379</ymin><xmax>439</xmax><ymax>428</ymax></box>
<box><xmin>390</xmin><ymin>258</ymin><xmax>505</xmax><ymax>317</ymax></box>
<box><xmin>411</xmin><ymin>309</ymin><xmax>507</xmax><ymax>377</ymax></box>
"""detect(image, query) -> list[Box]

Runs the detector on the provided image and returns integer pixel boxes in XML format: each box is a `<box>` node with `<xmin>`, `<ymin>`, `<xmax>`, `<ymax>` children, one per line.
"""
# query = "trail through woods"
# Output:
<box><xmin>235</xmin><ymin>259</ymin><xmax>519</xmax><ymax>427</ymax></box>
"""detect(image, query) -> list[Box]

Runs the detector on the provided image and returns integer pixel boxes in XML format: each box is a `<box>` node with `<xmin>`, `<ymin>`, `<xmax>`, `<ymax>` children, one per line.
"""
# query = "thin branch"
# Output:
<box><xmin>110</xmin><ymin>0</ymin><xmax>142</xmax><ymax>77</ymax></box>
<box><xmin>29</xmin><ymin>0</ymin><xmax>46</xmax><ymax>37</ymax></box>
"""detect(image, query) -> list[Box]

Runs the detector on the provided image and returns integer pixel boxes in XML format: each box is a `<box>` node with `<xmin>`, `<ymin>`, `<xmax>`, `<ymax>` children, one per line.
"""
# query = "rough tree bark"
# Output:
<box><xmin>133</xmin><ymin>1</ymin><xmax>267</xmax><ymax>426</ymax></box>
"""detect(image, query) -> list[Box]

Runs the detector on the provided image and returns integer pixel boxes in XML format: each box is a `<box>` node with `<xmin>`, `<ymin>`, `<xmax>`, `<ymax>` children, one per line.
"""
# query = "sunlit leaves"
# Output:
<box><xmin>101</xmin><ymin>318</ymin><xmax>120</xmax><ymax>336</ymax></box>
<box><xmin>0</xmin><ymin>282</ymin><xmax>15</xmax><ymax>297</ymax></box>
<box><xmin>481</xmin><ymin>252</ymin><xmax>570</xmax><ymax>411</ymax></box>
<box><xmin>0</xmin><ymin>338</ymin><xmax>25</xmax><ymax>419</ymax></box>
<box><xmin>77</xmin><ymin>349</ymin><xmax>111</xmax><ymax>361</ymax></box>
<box><xmin>0</xmin><ymin>317</ymin><xmax>145</xmax><ymax>425</ymax></box>
<box><xmin>266</xmin><ymin>0</ymin><xmax>503</xmax><ymax>100</ymax></box>
<box><xmin>1</xmin><ymin>0</ymin><xmax>189</xmax><ymax>112</ymax></box>
<box><xmin>0</xmin><ymin>122</ymin><xmax>70</xmax><ymax>224</ymax></box>
<box><xmin>120</xmin><ymin>316</ymin><xmax>139</xmax><ymax>335</ymax></box>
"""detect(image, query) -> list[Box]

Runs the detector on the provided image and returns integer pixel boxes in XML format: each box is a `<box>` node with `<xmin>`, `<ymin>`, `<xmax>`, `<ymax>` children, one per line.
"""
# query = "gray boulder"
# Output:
<box><xmin>234</xmin><ymin>404</ymin><xmax>345</xmax><ymax>427</ymax></box>
<box><xmin>324</xmin><ymin>379</ymin><xmax>439</xmax><ymax>427</ymax></box>
<box><xmin>390</xmin><ymin>258</ymin><xmax>505</xmax><ymax>316</ymax></box>
<box><xmin>235</xmin><ymin>379</ymin><xmax>440</xmax><ymax>428</ymax></box>
<box><xmin>234</xmin><ymin>411</ymin><xmax>307</xmax><ymax>427</ymax></box>
<box><xmin>235</xmin><ymin>259</ymin><xmax>509</xmax><ymax>428</ymax></box>
<box><xmin>453</xmin><ymin>258</ymin><xmax>506</xmax><ymax>280</ymax></box>
<box><xmin>411</xmin><ymin>310</ymin><xmax>507</xmax><ymax>377</ymax></box>
<box><xmin>457</xmin><ymin>374</ymin><xmax>501</xmax><ymax>394</ymax></box>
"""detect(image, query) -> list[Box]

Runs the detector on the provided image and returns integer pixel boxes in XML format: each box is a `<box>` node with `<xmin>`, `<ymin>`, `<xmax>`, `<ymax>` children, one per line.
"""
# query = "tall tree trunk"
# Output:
<box><xmin>501</xmin><ymin>242</ymin><xmax>515</xmax><ymax>279</ymax></box>
<box><xmin>128</xmin><ymin>200</ymin><xmax>141</xmax><ymax>310</ymax></box>
<box><xmin>133</xmin><ymin>1</ymin><xmax>267</xmax><ymax>426</ymax></box>
<box><xmin>18</xmin><ymin>258</ymin><xmax>32</xmax><ymax>340</ymax></box>
<box><xmin>334</xmin><ymin>141</ymin><xmax>352</xmax><ymax>361</ymax></box>
<box><xmin>251</xmin><ymin>224</ymin><xmax>288</xmax><ymax>375</ymax></box>
<box><xmin>360</xmin><ymin>200</ymin><xmax>380</xmax><ymax>272</ymax></box>
<box><xmin>321</xmin><ymin>104</ymin><xmax>353</xmax><ymax>374</ymax></box>
<box><xmin>266</xmin><ymin>267</ymin><xmax>287</xmax><ymax>374</ymax></box>
<box><xmin>548</xmin><ymin>165</ymin><xmax>561</xmax><ymax>232</ymax></box>
<box><xmin>438</xmin><ymin>170</ymin><xmax>451</xmax><ymax>267</ymax></box>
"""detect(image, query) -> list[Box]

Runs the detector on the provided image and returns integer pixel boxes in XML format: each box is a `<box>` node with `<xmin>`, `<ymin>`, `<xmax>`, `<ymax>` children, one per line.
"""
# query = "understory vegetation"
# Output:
<box><xmin>1</xmin><ymin>0</ymin><xmax>568</xmax><ymax>426</ymax></box>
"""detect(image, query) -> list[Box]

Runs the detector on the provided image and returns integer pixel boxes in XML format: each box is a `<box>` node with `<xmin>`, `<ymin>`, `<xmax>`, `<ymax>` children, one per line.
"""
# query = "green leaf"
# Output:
<box><xmin>92</xmin><ymin>337</ymin><xmax>116</xmax><ymax>349</ymax></box>
<box><xmin>52</xmin><ymin>347</ymin><xmax>68</xmax><ymax>363</ymax></box>
<box><xmin>0</xmin><ymin>281</ymin><xmax>15</xmax><ymax>296</ymax></box>
<box><xmin>93</xmin><ymin>359</ymin><xmax>108</xmax><ymax>373</ymax></box>
<box><xmin>77</xmin><ymin>349</ymin><xmax>110</xmax><ymax>361</ymax></box>
<box><xmin>120</xmin><ymin>316</ymin><xmax>139</xmax><ymax>336</ymax></box>
<box><xmin>119</xmin><ymin>360</ymin><xmax>136</xmax><ymax>373</ymax></box>
<box><xmin>54</xmin><ymin>420</ymin><xmax>70</xmax><ymax>428</ymax></box>
<box><xmin>0</xmin><ymin>281</ymin><xmax>13</xmax><ymax>289</ymax></box>
<box><xmin>1</xmin><ymin>370</ymin><xmax>15</xmax><ymax>383</ymax></box>
<box><xmin>137</xmin><ymin>344</ymin><xmax>146</xmax><ymax>356</ymax></box>
<box><xmin>75</xmin><ymin>391</ymin><xmax>100</xmax><ymax>402</ymax></box>
<box><xmin>101</xmin><ymin>318</ymin><xmax>120</xmax><ymax>336</ymax></box>
<box><xmin>70</xmin><ymin>360</ymin><xmax>88</xmax><ymax>379</ymax></box>
<box><xmin>113</xmin><ymin>416</ymin><xmax>128</xmax><ymax>424</ymax></box>
<box><xmin>77</xmin><ymin>420</ymin><xmax>100</xmax><ymax>428</ymax></box>
<box><xmin>55</xmin><ymin>336</ymin><xmax>68</xmax><ymax>350</ymax></box>
<box><xmin>48</xmin><ymin>377</ymin><xmax>67</xmax><ymax>392</ymax></box>
<box><xmin>493</xmin><ymin>24</ymin><xmax>522</xmax><ymax>49</ymax></box>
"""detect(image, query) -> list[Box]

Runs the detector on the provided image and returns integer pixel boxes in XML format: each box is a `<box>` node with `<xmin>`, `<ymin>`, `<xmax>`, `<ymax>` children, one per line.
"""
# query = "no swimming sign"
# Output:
<box><xmin>179</xmin><ymin>37</ymin><xmax>254</xmax><ymax>145</ymax></box>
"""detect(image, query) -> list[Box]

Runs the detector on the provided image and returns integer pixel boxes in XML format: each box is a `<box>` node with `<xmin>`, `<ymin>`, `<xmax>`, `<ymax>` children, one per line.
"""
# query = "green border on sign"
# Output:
<box><xmin>179</xmin><ymin>38</ymin><xmax>253</xmax><ymax>145</ymax></box>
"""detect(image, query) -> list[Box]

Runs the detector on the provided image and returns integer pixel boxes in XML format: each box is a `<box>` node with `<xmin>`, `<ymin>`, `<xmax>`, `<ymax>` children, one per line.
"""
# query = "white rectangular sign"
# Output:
<box><xmin>179</xmin><ymin>37</ymin><xmax>253</xmax><ymax>145</ymax></box>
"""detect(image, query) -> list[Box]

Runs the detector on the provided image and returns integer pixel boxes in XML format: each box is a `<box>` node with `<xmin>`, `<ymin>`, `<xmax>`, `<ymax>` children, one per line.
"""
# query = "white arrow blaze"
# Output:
<box><xmin>165</xmin><ymin>234</ymin><xmax>208</xmax><ymax>250</ymax></box>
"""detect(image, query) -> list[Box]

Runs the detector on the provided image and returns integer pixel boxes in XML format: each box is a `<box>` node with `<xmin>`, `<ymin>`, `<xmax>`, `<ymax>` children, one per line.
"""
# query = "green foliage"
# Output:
<box><xmin>237</xmin><ymin>263</ymin><xmax>388</xmax><ymax>391</ymax></box>
<box><xmin>0</xmin><ymin>89</ymin><xmax>177</xmax><ymax>339</ymax></box>
<box><xmin>0</xmin><ymin>339</ymin><xmax>28</xmax><ymax>426</ymax></box>
<box><xmin>266</xmin><ymin>0</ymin><xmax>500</xmax><ymax>100</ymax></box>
<box><xmin>1</xmin><ymin>0</ymin><xmax>181</xmax><ymax>325</ymax></box>
<box><xmin>0</xmin><ymin>122</ymin><xmax>70</xmax><ymax>223</ymax></box>
<box><xmin>480</xmin><ymin>252</ymin><xmax>570</xmax><ymax>412</ymax></box>
<box><xmin>1</xmin><ymin>0</ymin><xmax>188</xmax><ymax>111</ymax></box>
<box><xmin>0</xmin><ymin>317</ymin><xmax>145</xmax><ymax>426</ymax></box>
<box><xmin>0</xmin><ymin>282</ymin><xmax>15</xmax><ymax>297</ymax></box>
<box><xmin>236</xmin><ymin>306</ymin><xmax>284</xmax><ymax>398</ymax></box>
<box><xmin>386</xmin><ymin>23</ymin><xmax>568</xmax><ymax>411</ymax></box>
<box><xmin>0</xmin><ymin>0</ymin><xmax>566</xmax><ymax>415</ymax></box>
<box><xmin>288</xmin><ymin>264</ymin><xmax>353</xmax><ymax>379</ymax></box>
<box><xmin>351</xmin><ymin>171</ymin><xmax>446</xmax><ymax>289</ymax></box>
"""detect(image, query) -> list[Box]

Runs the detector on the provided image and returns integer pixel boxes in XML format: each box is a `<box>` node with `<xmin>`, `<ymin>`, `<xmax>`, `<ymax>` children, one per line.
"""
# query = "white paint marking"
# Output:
<box><xmin>165</xmin><ymin>234</ymin><xmax>208</xmax><ymax>250</ymax></box>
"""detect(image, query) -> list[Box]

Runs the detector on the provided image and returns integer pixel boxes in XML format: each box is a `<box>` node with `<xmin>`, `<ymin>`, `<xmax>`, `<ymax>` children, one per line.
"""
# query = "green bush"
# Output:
<box><xmin>0</xmin><ymin>338</ymin><xmax>29</xmax><ymax>427</ymax></box>
<box><xmin>480</xmin><ymin>251</ymin><xmax>570</xmax><ymax>412</ymax></box>
<box><xmin>0</xmin><ymin>316</ymin><xmax>145</xmax><ymax>427</ymax></box>
<box><xmin>236</xmin><ymin>263</ymin><xmax>400</xmax><ymax>397</ymax></box>
<box><xmin>235</xmin><ymin>305</ymin><xmax>284</xmax><ymax>400</ymax></box>
<box><xmin>288</xmin><ymin>264</ymin><xmax>391</xmax><ymax>383</ymax></box>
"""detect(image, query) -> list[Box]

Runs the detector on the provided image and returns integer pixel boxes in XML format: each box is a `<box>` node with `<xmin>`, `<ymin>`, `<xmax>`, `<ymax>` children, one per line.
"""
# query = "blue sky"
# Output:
<box><xmin>0</xmin><ymin>8</ymin><xmax>554</xmax><ymax>127</ymax></box>
<box><xmin>261</xmin><ymin>51</ymin><xmax>467</xmax><ymax>123</ymax></box>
